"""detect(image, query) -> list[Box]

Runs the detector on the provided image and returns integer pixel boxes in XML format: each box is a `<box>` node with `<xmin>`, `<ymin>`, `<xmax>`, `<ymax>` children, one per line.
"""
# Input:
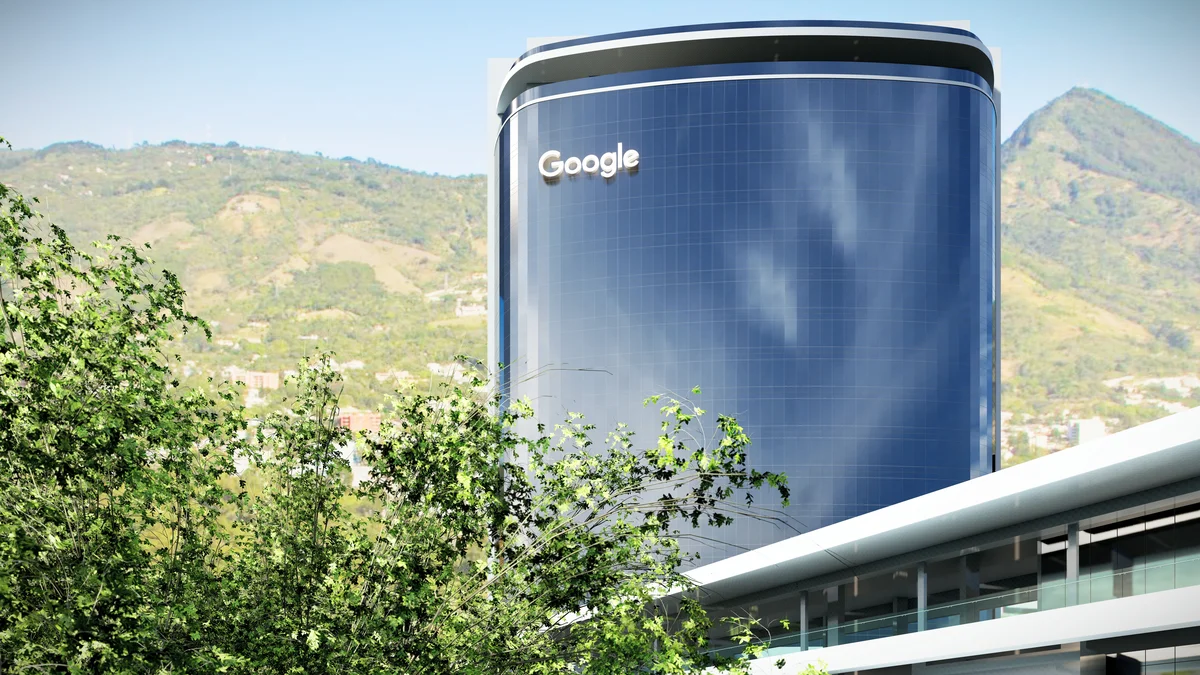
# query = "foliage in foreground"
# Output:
<box><xmin>0</xmin><ymin>146</ymin><xmax>818</xmax><ymax>674</ymax></box>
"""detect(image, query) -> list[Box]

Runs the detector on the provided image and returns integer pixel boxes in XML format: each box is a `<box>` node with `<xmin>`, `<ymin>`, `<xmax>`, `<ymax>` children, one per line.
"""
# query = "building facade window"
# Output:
<box><xmin>699</xmin><ymin>489</ymin><xmax>1200</xmax><ymax>658</ymax></box>
<box><xmin>497</xmin><ymin>60</ymin><xmax>998</xmax><ymax>561</ymax></box>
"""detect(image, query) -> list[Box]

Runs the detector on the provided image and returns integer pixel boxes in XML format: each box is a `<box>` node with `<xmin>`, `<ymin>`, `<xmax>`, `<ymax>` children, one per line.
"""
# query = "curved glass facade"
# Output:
<box><xmin>497</xmin><ymin>62</ymin><xmax>997</xmax><ymax>562</ymax></box>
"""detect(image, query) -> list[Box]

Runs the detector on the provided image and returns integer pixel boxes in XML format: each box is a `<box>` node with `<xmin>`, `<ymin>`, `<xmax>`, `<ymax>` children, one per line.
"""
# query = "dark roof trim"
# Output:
<box><xmin>497</xmin><ymin>24</ymin><xmax>995</xmax><ymax>114</ymax></box>
<box><xmin>517</xmin><ymin>20</ymin><xmax>978</xmax><ymax>62</ymax></box>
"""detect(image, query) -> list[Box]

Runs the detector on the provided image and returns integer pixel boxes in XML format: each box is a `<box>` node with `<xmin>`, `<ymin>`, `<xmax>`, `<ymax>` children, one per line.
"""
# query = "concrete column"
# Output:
<box><xmin>1066</xmin><ymin>522</ymin><xmax>1080</xmax><ymax>606</ymax></box>
<box><xmin>917</xmin><ymin>562</ymin><xmax>928</xmax><ymax>632</ymax></box>
<box><xmin>798</xmin><ymin>591</ymin><xmax>808</xmax><ymax>651</ymax></box>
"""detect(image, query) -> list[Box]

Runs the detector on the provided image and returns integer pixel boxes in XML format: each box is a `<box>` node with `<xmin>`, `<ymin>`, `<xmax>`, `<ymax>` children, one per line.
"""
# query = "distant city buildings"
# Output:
<box><xmin>1103</xmin><ymin>373</ymin><xmax>1200</xmax><ymax>406</ymax></box>
<box><xmin>337</xmin><ymin>440</ymin><xmax>373</xmax><ymax>487</ymax></box>
<box><xmin>1068</xmin><ymin>417</ymin><xmax>1107</xmax><ymax>446</ymax></box>
<box><xmin>244</xmin><ymin>388</ymin><xmax>268</xmax><ymax>408</ymax></box>
<box><xmin>221</xmin><ymin>366</ymin><xmax>281</xmax><ymax>390</ymax></box>
<box><xmin>1003</xmin><ymin>372</ymin><xmax>1199</xmax><ymax>459</ymax></box>
<box><xmin>336</xmin><ymin>410</ymin><xmax>382</xmax><ymax>434</ymax></box>
<box><xmin>246</xmin><ymin>371</ymin><xmax>280</xmax><ymax>389</ymax></box>
<box><xmin>455</xmin><ymin>297</ymin><xmax>486</xmax><ymax>318</ymax></box>
<box><xmin>375</xmin><ymin>369</ymin><xmax>414</xmax><ymax>384</ymax></box>
<box><xmin>427</xmin><ymin>362</ymin><xmax>469</xmax><ymax>383</ymax></box>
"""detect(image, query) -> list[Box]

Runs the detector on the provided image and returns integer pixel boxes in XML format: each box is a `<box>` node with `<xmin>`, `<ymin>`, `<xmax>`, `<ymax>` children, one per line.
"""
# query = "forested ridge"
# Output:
<box><xmin>3</xmin><ymin>86</ymin><xmax>1198</xmax><ymax>461</ymax></box>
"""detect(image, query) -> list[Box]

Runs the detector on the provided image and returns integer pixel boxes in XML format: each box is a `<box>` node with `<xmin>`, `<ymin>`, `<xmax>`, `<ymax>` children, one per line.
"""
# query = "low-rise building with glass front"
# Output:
<box><xmin>488</xmin><ymin>21</ymin><xmax>999</xmax><ymax>562</ymax></box>
<box><xmin>696</xmin><ymin>406</ymin><xmax>1200</xmax><ymax>674</ymax></box>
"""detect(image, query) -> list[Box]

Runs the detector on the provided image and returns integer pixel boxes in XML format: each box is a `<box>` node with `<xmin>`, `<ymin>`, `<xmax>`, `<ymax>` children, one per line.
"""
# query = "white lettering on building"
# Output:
<box><xmin>539</xmin><ymin>143</ymin><xmax>639</xmax><ymax>180</ymax></box>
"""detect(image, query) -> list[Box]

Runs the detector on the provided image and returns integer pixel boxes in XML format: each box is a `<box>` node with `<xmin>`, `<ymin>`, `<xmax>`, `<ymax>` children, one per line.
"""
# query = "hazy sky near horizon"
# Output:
<box><xmin>2</xmin><ymin>0</ymin><xmax>1197</xmax><ymax>176</ymax></box>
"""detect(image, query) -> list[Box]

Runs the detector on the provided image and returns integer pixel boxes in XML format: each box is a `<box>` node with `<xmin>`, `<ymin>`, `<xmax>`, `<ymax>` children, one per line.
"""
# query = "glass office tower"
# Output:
<box><xmin>489</xmin><ymin>21</ymin><xmax>999</xmax><ymax>562</ymax></box>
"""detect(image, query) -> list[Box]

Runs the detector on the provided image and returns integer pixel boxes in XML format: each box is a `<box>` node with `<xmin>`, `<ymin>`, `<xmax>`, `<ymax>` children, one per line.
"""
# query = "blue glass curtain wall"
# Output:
<box><xmin>497</xmin><ymin>65</ymin><xmax>998</xmax><ymax>562</ymax></box>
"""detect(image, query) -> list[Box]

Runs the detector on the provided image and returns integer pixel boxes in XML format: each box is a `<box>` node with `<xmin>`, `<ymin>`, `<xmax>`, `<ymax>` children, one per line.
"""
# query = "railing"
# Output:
<box><xmin>706</xmin><ymin>552</ymin><xmax>1200</xmax><ymax>659</ymax></box>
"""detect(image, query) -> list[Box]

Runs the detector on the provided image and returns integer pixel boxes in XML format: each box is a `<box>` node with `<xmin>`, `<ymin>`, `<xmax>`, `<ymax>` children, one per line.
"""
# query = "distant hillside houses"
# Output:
<box><xmin>374</xmin><ymin>369</ymin><xmax>414</xmax><ymax>384</ymax></box>
<box><xmin>337</xmin><ymin>440</ymin><xmax>373</xmax><ymax>487</ymax></box>
<box><xmin>221</xmin><ymin>366</ymin><xmax>281</xmax><ymax>390</ymax></box>
<box><xmin>1003</xmin><ymin>407</ymin><xmax>1117</xmax><ymax>460</ymax></box>
<box><xmin>304</xmin><ymin>358</ymin><xmax>365</xmax><ymax>373</ymax></box>
<box><xmin>455</xmin><ymin>297</ymin><xmax>486</xmax><ymax>318</ymax></box>
<box><xmin>425</xmin><ymin>285</ymin><xmax>484</xmax><ymax>305</ymax></box>
<box><xmin>1068</xmin><ymin>417</ymin><xmax>1107</xmax><ymax>446</ymax></box>
<box><xmin>1104</xmin><ymin>374</ymin><xmax>1200</xmax><ymax>415</ymax></box>
<box><xmin>244</xmin><ymin>388</ymin><xmax>269</xmax><ymax>408</ymax></box>
<box><xmin>424</xmin><ymin>287</ymin><xmax>462</xmax><ymax>302</ymax></box>
<box><xmin>427</xmin><ymin>362</ymin><xmax>469</xmax><ymax>383</ymax></box>
<box><xmin>337</xmin><ymin>409</ymin><xmax>381</xmax><ymax>434</ymax></box>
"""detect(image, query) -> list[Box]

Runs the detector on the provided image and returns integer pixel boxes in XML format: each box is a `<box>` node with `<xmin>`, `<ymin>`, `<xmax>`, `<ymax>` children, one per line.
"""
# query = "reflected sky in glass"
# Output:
<box><xmin>499</xmin><ymin>64</ymin><xmax>996</xmax><ymax>562</ymax></box>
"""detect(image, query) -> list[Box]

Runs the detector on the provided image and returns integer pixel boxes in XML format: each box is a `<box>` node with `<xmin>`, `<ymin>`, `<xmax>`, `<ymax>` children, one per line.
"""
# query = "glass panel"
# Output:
<box><xmin>705</xmin><ymin>554</ymin><xmax>1200</xmax><ymax>659</ymax></box>
<box><xmin>500</xmin><ymin>65</ymin><xmax>998</xmax><ymax>563</ymax></box>
<box><xmin>1040</xmin><ymin>547</ymin><xmax>1068</xmax><ymax>611</ymax></box>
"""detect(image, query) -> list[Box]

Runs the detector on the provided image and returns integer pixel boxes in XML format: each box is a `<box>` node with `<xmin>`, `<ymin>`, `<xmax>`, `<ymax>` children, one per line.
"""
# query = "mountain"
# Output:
<box><xmin>2</xmin><ymin>87</ymin><xmax>1197</xmax><ymax>458</ymax></box>
<box><xmin>1000</xmin><ymin>88</ymin><xmax>1200</xmax><ymax>460</ymax></box>
<box><xmin>0</xmin><ymin>141</ymin><xmax>487</xmax><ymax>409</ymax></box>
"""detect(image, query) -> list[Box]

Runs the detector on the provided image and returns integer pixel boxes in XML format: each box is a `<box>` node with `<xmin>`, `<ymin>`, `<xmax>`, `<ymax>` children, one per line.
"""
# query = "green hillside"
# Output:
<box><xmin>3</xmin><ymin>86</ymin><xmax>1197</xmax><ymax>459</ymax></box>
<box><xmin>0</xmin><ymin>141</ymin><xmax>487</xmax><ymax>410</ymax></box>
<box><xmin>1000</xmin><ymin>88</ymin><xmax>1200</xmax><ymax>461</ymax></box>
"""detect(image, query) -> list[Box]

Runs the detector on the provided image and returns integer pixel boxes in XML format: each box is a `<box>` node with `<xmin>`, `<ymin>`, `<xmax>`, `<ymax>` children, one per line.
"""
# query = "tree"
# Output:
<box><xmin>1153</xmin><ymin>320</ymin><xmax>1193</xmax><ymax>352</ymax></box>
<box><xmin>212</xmin><ymin>361</ymin><xmax>796</xmax><ymax>674</ymax></box>
<box><xmin>0</xmin><ymin>137</ymin><xmax>246</xmax><ymax>671</ymax></box>
<box><xmin>0</xmin><ymin>142</ymin><xmax>817</xmax><ymax>674</ymax></box>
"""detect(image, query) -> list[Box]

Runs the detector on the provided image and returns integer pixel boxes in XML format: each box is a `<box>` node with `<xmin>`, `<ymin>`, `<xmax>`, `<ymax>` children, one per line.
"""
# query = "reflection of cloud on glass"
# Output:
<box><xmin>826</xmin><ymin>84</ymin><xmax>940</xmax><ymax>466</ymax></box>
<box><xmin>735</xmin><ymin>243</ymin><xmax>800</xmax><ymax>345</ymax></box>
<box><xmin>979</xmin><ymin>338</ymin><xmax>994</xmax><ymax>475</ymax></box>
<box><xmin>806</xmin><ymin>122</ymin><xmax>859</xmax><ymax>259</ymax></box>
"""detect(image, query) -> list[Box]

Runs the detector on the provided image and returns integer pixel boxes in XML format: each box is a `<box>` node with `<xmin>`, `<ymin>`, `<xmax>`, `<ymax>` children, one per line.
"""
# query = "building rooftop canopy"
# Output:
<box><xmin>495</xmin><ymin>20</ymin><xmax>996</xmax><ymax>114</ymax></box>
<box><xmin>516</xmin><ymin>20</ymin><xmax>982</xmax><ymax>62</ymax></box>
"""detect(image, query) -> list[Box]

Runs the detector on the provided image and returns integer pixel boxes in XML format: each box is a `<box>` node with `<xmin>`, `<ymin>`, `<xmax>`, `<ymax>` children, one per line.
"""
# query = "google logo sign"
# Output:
<box><xmin>539</xmin><ymin>143</ymin><xmax>639</xmax><ymax>181</ymax></box>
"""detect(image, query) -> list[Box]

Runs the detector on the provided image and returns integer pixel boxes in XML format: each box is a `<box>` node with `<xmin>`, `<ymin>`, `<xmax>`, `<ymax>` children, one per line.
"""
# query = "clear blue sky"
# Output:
<box><xmin>2</xmin><ymin>0</ymin><xmax>1197</xmax><ymax>176</ymax></box>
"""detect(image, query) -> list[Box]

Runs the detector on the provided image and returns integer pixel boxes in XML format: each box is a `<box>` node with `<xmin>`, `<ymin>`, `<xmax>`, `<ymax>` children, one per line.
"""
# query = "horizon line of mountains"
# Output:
<box><xmin>3</xmin><ymin>85</ymin><xmax>1198</xmax><ymax>464</ymax></box>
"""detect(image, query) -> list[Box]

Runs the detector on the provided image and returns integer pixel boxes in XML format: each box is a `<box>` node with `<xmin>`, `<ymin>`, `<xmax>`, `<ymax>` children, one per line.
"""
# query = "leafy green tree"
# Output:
<box><xmin>0</xmin><ymin>137</ymin><xmax>246</xmax><ymax>671</ymax></box>
<box><xmin>212</xmin><ymin>360</ymin><xmax>795</xmax><ymax>674</ymax></box>
<box><xmin>0</xmin><ymin>163</ymin><xmax>818</xmax><ymax>673</ymax></box>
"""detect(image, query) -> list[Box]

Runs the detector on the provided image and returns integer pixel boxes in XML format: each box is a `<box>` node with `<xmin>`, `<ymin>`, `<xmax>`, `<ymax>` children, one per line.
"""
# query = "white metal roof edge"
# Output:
<box><xmin>687</xmin><ymin>407</ymin><xmax>1200</xmax><ymax>594</ymax></box>
<box><xmin>749</xmin><ymin>583</ymin><xmax>1200</xmax><ymax>674</ymax></box>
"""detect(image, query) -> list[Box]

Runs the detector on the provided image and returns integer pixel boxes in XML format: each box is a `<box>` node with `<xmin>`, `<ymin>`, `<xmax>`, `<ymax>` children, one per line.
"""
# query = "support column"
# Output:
<box><xmin>917</xmin><ymin>562</ymin><xmax>928</xmax><ymax>632</ymax></box>
<box><xmin>1066</xmin><ymin>522</ymin><xmax>1080</xmax><ymax>606</ymax></box>
<box><xmin>960</xmin><ymin>552</ymin><xmax>982</xmax><ymax>623</ymax></box>
<box><xmin>1112</xmin><ymin>544</ymin><xmax>1133</xmax><ymax>599</ymax></box>
<box><xmin>798</xmin><ymin>591</ymin><xmax>808</xmax><ymax>651</ymax></box>
<box><xmin>825</xmin><ymin>585</ymin><xmax>844</xmax><ymax>647</ymax></box>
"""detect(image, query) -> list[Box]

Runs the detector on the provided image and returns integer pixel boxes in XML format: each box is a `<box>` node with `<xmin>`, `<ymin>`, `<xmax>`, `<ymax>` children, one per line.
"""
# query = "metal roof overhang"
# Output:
<box><xmin>495</xmin><ymin>23</ymin><xmax>995</xmax><ymax>115</ymax></box>
<box><xmin>687</xmin><ymin>407</ymin><xmax>1200</xmax><ymax>603</ymax></box>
